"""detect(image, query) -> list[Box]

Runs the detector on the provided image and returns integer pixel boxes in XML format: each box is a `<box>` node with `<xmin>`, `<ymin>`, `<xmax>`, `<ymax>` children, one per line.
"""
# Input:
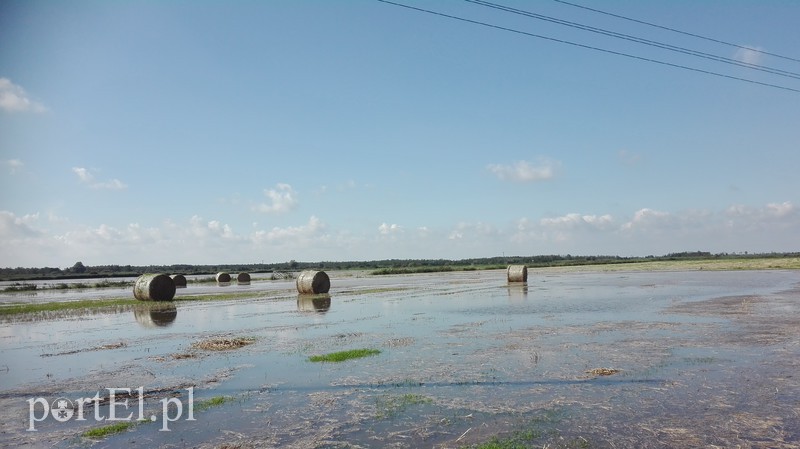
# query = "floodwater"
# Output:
<box><xmin>0</xmin><ymin>269</ymin><xmax>798</xmax><ymax>448</ymax></box>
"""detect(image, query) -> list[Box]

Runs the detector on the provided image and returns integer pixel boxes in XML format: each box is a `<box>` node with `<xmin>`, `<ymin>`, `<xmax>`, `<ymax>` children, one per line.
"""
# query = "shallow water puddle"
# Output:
<box><xmin>1</xmin><ymin>269</ymin><xmax>798</xmax><ymax>448</ymax></box>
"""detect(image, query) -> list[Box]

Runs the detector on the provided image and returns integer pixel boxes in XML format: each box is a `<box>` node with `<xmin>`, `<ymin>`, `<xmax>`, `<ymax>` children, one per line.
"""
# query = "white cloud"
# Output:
<box><xmin>1</xmin><ymin>201</ymin><xmax>799</xmax><ymax>268</ymax></box>
<box><xmin>254</xmin><ymin>183</ymin><xmax>297</xmax><ymax>214</ymax></box>
<box><xmin>252</xmin><ymin>216</ymin><xmax>326</xmax><ymax>244</ymax></box>
<box><xmin>73</xmin><ymin>167</ymin><xmax>93</xmax><ymax>183</ymax></box>
<box><xmin>621</xmin><ymin>208</ymin><xmax>671</xmax><ymax>231</ymax></box>
<box><xmin>72</xmin><ymin>167</ymin><xmax>127</xmax><ymax>190</ymax></box>
<box><xmin>448</xmin><ymin>221</ymin><xmax>498</xmax><ymax>240</ymax></box>
<box><xmin>378</xmin><ymin>222</ymin><xmax>402</xmax><ymax>235</ymax></box>
<box><xmin>734</xmin><ymin>46</ymin><xmax>764</xmax><ymax>66</ymax></box>
<box><xmin>766</xmin><ymin>201</ymin><xmax>794</xmax><ymax>218</ymax></box>
<box><xmin>0</xmin><ymin>211</ymin><xmax>43</xmax><ymax>239</ymax></box>
<box><xmin>3</xmin><ymin>159</ymin><xmax>24</xmax><ymax>174</ymax></box>
<box><xmin>540</xmin><ymin>213</ymin><xmax>615</xmax><ymax>230</ymax></box>
<box><xmin>487</xmin><ymin>159</ymin><xmax>558</xmax><ymax>182</ymax></box>
<box><xmin>0</xmin><ymin>78</ymin><xmax>47</xmax><ymax>113</ymax></box>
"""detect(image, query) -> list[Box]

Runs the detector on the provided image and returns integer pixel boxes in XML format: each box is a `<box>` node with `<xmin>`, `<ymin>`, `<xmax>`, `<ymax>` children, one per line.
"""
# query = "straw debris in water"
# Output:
<box><xmin>586</xmin><ymin>367</ymin><xmax>620</xmax><ymax>376</ymax></box>
<box><xmin>192</xmin><ymin>336</ymin><xmax>256</xmax><ymax>351</ymax></box>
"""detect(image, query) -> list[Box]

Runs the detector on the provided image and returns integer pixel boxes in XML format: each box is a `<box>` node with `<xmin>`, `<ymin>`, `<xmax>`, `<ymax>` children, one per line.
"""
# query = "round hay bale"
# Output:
<box><xmin>507</xmin><ymin>265</ymin><xmax>528</xmax><ymax>283</ymax></box>
<box><xmin>236</xmin><ymin>272</ymin><xmax>251</xmax><ymax>283</ymax></box>
<box><xmin>215</xmin><ymin>272</ymin><xmax>231</xmax><ymax>283</ymax></box>
<box><xmin>296</xmin><ymin>270</ymin><xmax>330</xmax><ymax>294</ymax></box>
<box><xmin>133</xmin><ymin>273</ymin><xmax>176</xmax><ymax>301</ymax></box>
<box><xmin>171</xmin><ymin>274</ymin><xmax>187</xmax><ymax>288</ymax></box>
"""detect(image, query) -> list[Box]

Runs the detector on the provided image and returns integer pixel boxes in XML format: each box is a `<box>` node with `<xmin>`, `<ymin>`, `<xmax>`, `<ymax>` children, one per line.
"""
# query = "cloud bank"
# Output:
<box><xmin>0</xmin><ymin>78</ymin><xmax>47</xmax><ymax>113</ymax></box>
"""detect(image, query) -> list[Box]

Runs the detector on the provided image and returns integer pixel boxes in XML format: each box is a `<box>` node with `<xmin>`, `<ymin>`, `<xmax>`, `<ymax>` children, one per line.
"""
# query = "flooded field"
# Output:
<box><xmin>1</xmin><ymin>269</ymin><xmax>798</xmax><ymax>448</ymax></box>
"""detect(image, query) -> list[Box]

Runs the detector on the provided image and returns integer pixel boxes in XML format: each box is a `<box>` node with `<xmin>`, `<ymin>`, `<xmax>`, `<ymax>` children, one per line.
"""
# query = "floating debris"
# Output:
<box><xmin>586</xmin><ymin>368</ymin><xmax>620</xmax><ymax>376</ymax></box>
<box><xmin>191</xmin><ymin>337</ymin><xmax>256</xmax><ymax>351</ymax></box>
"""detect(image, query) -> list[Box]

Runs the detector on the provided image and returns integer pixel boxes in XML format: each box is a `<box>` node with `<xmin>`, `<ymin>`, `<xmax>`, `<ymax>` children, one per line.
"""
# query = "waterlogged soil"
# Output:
<box><xmin>0</xmin><ymin>269</ymin><xmax>798</xmax><ymax>448</ymax></box>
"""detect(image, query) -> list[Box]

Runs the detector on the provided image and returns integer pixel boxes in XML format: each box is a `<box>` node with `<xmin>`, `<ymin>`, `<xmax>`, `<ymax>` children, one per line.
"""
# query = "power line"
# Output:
<box><xmin>550</xmin><ymin>0</ymin><xmax>800</xmax><ymax>64</ymax></box>
<box><xmin>375</xmin><ymin>0</ymin><xmax>800</xmax><ymax>94</ymax></box>
<box><xmin>465</xmin><ymin>0</ymin><xmax>800</xmax><ymax>81</ymax></box>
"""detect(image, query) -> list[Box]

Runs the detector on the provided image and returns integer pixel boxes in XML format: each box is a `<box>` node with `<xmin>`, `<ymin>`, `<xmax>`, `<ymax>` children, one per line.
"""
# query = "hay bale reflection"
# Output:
<box><xmin>507</xmin><ymin>284</ymin><xmax>528</xmax><ymax>303</ymax></box>
<box><xmin>134</xmin><ymin>303</ymin><xmax>178</xmax><ymax>328</ymax></box>
<box><xmin>297</xmin><ymin>294</ymin><xmax>331</xmax><ymax>313</ymax></box>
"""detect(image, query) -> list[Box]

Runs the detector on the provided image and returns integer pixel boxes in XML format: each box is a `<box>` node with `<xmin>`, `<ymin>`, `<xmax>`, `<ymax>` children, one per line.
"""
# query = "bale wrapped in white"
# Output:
<box><xmin>133</xmin><ymin>273</ymin><xmax>176</xmax><ymax>301</ymax></box>
<box><xmin>171</xmin><ymin>274</ymin><xmax>187</xmax><ymax>288</ymax></box>
<box><xmin>216</xmin><ymin>272</ymin><xmax>231</xmax><ymax>283</ymax></box>
<box><xmin>507</xmin><ymin>265</ymin><xmax>528</xmax><ymax>283</ymax></box>
<box><xmin>296</xmin><ymin>270</ymin><xmax>330</xmax><ymax>294</ymax></box>
<box><xmin>237</xmin><ymin>273</ymin><xmax>251</xmax><ymax>283</ymax></box>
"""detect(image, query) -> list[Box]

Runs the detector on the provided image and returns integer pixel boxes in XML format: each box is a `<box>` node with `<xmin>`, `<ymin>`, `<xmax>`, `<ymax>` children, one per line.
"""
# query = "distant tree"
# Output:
<box><xmin>71</xmin><ymin>261</ymin><xmax>87</xmax><ymax>273</ymax></box>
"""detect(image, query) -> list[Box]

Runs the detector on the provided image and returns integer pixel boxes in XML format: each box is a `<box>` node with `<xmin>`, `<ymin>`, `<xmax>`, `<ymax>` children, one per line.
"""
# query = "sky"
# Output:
<box><xmin>1</xmin><ymin>0</ymin><xmax>799</xmax><ymax>268</ymax></box>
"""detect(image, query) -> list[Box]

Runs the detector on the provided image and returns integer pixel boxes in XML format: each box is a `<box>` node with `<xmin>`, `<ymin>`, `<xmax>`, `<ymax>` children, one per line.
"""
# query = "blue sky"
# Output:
<box><xmin>1</xmin><ymin>0</ymin><xmax>799</xmax><ymax>267</ymax></box>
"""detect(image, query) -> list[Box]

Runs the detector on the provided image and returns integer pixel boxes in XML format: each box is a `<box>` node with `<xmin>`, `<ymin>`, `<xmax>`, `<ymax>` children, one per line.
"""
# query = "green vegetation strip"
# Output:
<box><xmin>0</xmin><ymin>291</ymin><xmax>283</xmax><ymax>318</ymax></box>
<box><xmin>0</xmin><ymin>298</ymin><xmax>134</xmax><ymax>316</ymax></box>
<box><xmin>309</xmin><ymin>348</ymin><xmax>381</xmax><ymax>363</ymax></box>
<box><xmin>81</xmin><ymin>421</ymin><xmax>138</xmax><ymax>439</ymax></box>
<box><xmin>194</xmin><ymin>395</ymin><xmax>236</xmax><ymax>412</ymax></box>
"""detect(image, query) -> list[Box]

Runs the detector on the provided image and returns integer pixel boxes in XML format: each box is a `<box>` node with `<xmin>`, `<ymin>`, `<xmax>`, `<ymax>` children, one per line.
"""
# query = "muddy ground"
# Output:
<box><xmin>0</xmin><ymin>269</ymin><xmax>798</xmax><ymax>448</ymax></box>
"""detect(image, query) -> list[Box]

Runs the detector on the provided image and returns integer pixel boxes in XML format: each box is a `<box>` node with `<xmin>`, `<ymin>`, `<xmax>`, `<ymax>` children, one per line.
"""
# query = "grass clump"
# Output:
<box><xmin>194</xmin><ymin>395</ymin><xmax>235</xmax><ymax>412</ymax></box>
<box><xmin>81</xmin><ymin>421</ymin><xmax>138</xmax><ymax>439</ymax></box>
<box><xmin>309</xmin><ymin>348</ymin><xmax>381</xmax><ymax>363</ymax></box>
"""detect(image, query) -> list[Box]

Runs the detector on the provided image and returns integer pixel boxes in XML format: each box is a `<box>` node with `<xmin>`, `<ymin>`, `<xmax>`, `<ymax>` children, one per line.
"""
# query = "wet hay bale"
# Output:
<box><xmin>296</xmin><ymin>270</ymin><xmax>330</xmax><ymax>294</ymax></box>
<box><xmin>507</xmin><ymin>265</ymin><xmax>528</xmax><ymax>283</ymax></box>
<box><xmin>236</xmin><ymin>272</ymin><xmax>251</xmax><ymax>283</ymax></box>
<box><xmin>215</xmin><ymin>272</ymin><xmax>231</xmax><ymax>283</ymax></box>
<box><xmin>133</xmin><ymin>273</ymin><xmax>176</xmax><ymax>301</ymax></box>
<box><xmin>171</xmin><ymin>274</ymin><xmax>187</xmax><ymax>288</ymax></box>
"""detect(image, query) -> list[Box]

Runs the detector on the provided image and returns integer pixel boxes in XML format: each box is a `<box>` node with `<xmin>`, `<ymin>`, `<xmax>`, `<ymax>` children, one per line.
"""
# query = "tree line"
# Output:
<box><xmin>1</xmin><ymin>252</ymin><xmax>797</xmax><ymax>281</ymax></box>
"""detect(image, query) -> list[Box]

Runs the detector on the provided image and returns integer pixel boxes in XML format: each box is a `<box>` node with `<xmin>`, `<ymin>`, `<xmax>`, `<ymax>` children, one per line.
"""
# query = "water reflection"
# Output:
<box><xmin>297</xmin><ymin>294</ymin><xmax>331</xmax><ymax>313</ymax></box>
<box><xmin>507</xmin><ymin>284</ymin><xmax>528</xmax><ymax>303</ymax></box>
<box><xmin>133</xmin><ymin>303</ymin><xmax>178</xmax><ymax>328</ymax></box>
<box><xmin>217</xmin><ymin>282</ymin><xmax>231</xmax><ymax>287</ymax></box>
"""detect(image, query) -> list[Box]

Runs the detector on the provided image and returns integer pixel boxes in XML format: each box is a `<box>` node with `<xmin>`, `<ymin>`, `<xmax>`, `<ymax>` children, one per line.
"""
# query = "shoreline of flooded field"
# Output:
<box><xmin>0</xmin><ymin>269</ymin><xmax>798</xmax><ymax>448</ymax></box>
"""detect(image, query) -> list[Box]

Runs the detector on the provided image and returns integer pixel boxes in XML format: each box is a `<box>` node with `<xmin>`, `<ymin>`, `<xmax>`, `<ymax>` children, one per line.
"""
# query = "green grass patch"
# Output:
<box><xmin>0</xmin><ymin>290</ymin><xmax>283</xmax><ymax>320</ymax></box>
<box><xmin>0</xmin><ymin>298</ymin><xmax>135</xmax><ymax>317</ymax></box>
<box><xmin>309</xmin><ymin>348</ymin><xmax>381</xmax><ymax>363</ymax></box>
<box><xmin>81</xmin><ymin>421</ymin><xmax>138</xmax><ymax>439</ymax></box>
<box><xmin>194</xmin><ymin>395</ymin><xmax>236</xmax><ymax>412</ymax></box>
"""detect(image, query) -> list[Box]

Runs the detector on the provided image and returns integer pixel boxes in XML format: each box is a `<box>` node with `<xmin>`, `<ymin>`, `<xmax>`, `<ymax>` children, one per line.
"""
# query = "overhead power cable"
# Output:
<box><xmin>551</xmin><ymin>0</ymin><xmax>800</xmax><ymax>64</ymax></box>
<box><xmin>375</xmin><ymin>0</ymin><xmax>800</xmax><ymax>94</ymax></box>
<box><xmin>465</xmin><ymin>0</ymin><xmax>800</xmax><ymax>81</ymax></box>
